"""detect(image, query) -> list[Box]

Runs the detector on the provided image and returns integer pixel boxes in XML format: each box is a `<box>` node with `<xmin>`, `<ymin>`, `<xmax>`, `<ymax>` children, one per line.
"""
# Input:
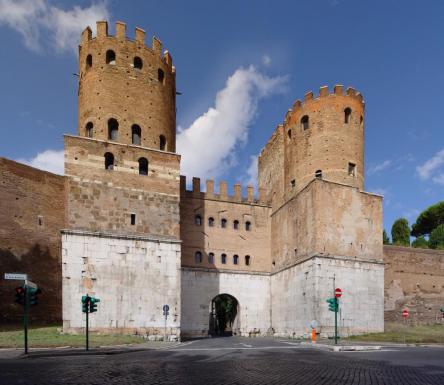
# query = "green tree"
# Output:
<box><xmin>411</xmin><ymin>201</ymin><xmax>444</xmax><ymax>237</ymax></box>
<box><xmin>429</xmin><ymin>224</ymin><xmax>444</xmax><ymax>250</ymax></box>
<box><xmin>391</xmin><ymin>218</ymin><xmax>410</xmax><ymax>246</ymax></box>
<box><xmin>412</xmin><ymin>236</ymin><xmax>428</xmax><ymax>249</ymax></box>
<box><xmin>383</xmin><ymin>230</ymin><xmax>391</xmax><ymax>245</ymax></box>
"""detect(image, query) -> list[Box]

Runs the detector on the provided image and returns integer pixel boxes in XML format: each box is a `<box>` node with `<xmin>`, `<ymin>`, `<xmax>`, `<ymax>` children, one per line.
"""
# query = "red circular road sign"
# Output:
<box><xmin>402</xmin><ymin>309</ymin><xmax>409</xmax><ymax>318</ymax></box>
<box><xmin>334</xmin><ymin>288</ymin><xmax>342</xmax><ymax>298</ymax></box>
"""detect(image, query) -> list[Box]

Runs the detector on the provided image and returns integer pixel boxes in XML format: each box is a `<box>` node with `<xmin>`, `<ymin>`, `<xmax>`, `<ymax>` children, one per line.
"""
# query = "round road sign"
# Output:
<box><xmin>334</xmin><ymin>288</ymin><xmax>342</xmax><ymax>298</ymax></box>
<box><xmin>402</xmin><ymin>309</ymin><xmax>409</xmax><ymax>318</ymax></box>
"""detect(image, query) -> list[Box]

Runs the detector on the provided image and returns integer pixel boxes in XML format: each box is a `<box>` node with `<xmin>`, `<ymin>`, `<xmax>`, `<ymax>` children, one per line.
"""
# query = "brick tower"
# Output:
<box><xmin>62</xmin><ymin>22</ymin><xmax>182</xmax><ymax>338</ymax></box>
<box><xmin>78</xmin><ymin>21</ymin><xmax>176</xmax><ymax>151</ymax></box>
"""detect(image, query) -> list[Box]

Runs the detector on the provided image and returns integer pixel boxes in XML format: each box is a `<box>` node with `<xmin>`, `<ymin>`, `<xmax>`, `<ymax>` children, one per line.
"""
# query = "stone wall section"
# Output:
<box><xmin>384</xmin><ymin>245</ymin><xmax>444</xmax><ymax>324</ymax></box>
<box><xmin>62</xmin><ymin>231</ymin><xmax>181</xmax><ymax>338</ymax></box>
<box><xmin>65</xmin><ymin>135</ymin><xmax>181</xmax><ymax>238</ymax></box>
<box><xmin>0</xmin><ymin>158</ymin><xmax>65</xmax><ymax>323</ymax></box>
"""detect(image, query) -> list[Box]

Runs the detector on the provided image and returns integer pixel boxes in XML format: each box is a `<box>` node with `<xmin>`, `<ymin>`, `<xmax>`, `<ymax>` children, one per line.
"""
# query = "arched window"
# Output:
<box><xmin>344</xmin><ymin>107</ymin><xmax>352</xmax><ymax>124</ymax></box>
<box><xmin>86</xmin><ymin>54</ymin><xmax>92</xmax><ymax>69</ymax></box>
<box><xmin>233</xmin><ymin>255</ymin><xmax>239</xmax><ymax>265</ymax></box>
<box><xmin>158</xmin><ymin>68</ymin><xmax>165</xmax><ymax>83</ymax></box>
<box><xmin>360</xmin><ymin>115</ymin><xmax>364</xmax><ymax>128</ymax></box>
<box><xmin>134</xmin><ymin>56</ymin><xmax>143</xmax><ymax>70</ymax></box>
<box><xmin>208</xmin><ymin>252</ymin><xmax>214</xmax><ymax>264</ymax></box>
<box><xmin>132</xmin><ymin>124</ymin><xmax>141</xmax><ymax>145</ymax></box>
<box><xmin>233</xmin><ymin>220</ymin><xmax>239</xmax><ymax>230</ymax></box>
<box><xmin>287</xmin><ymin>129</ymin><xmax>292</xmax><ymax>139</ymax></box>
<box><xmin>245</xmin><ymin>255</ymin><xmax>251</xmax><ymax>266</ymax></box>
<box><xmin>85</xmin><ymin>122</ymin><xmax>93</xmax><ymax>138</ymax></box>
<box><xmin>106</xmin><ymin>50</ymin><xmax>116</xmax><ymax>65</ymax></box>
<box><xmin>194</xmin><ymin>251</ymin><xmax>202</xmax><ymax>264</ymax></box>
<box><xmin>195</xmin><ymin>215</ymin><xmax>202</xmax><ymax>226</ymax></box>
<box><xmin>208</xmin><ymin>217</ymin><xmax>214</xmax><ymax>227</ymax></box>
<box><xmin>245</xmin><ymin>221</ymin><xmax>251</xmax><ymax>231</ymax></box>
<box><xmin>221</xmin><ymin>254</ymin><xmax>227</xmax><ymax>264</ymax></box>
<box><xmin>315</xmin><ymin>170</ymin><xmax>322</xmax><ymax>179</ymax></box>
<box><xmin>301</xmin><ymin>115</ymin><xmax>309</xmax><ymax>130</ymax></box>
<box><xmin>221</xmin><ymin>218</ymin><xmax>227</xmax><ymax>228</ymax></box>
<box><xmin>159</xmin><ymin>135</ymin><xmax>166</xmax><ymax>151</ymax></box>
<box><xmin>104</xmin><ymin>152</ymin><xmax>114</xmax><ymax>170</ymax></box>
<box><xmin>138</xmin><ymin>157</ymin><xmax>148</xmax><ymax>176</ymax></box>
<box><xmin>108</xmin><ymin>118</ymin><xmax>118</xmax><ymax>141</ymax></box>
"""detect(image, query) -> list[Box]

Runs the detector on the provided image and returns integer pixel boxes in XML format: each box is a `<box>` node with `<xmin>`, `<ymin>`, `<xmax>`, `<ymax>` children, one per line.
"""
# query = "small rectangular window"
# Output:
<box><xmin>291</xmin><ymin>179</ymin><xmax>296</xmax><ymax>189</ymax></box>
<box><xmin>348</xmin><ymin>163</ymin><xmax>356</xmax><ymax>177</ymax></box>
<box><xmin>130</xmin><ymin>213</ymin><xmax>136</xmax><ymax>225</ymax></box>
<box><xmin>38</xmin><ymin>216</ymin><xmax>43</xmax><ymax>226</ymax></box>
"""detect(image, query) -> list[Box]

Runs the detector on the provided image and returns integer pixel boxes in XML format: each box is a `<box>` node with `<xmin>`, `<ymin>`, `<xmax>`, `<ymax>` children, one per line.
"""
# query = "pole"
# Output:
<box><xmin>86</xmin><ymin>296</ymin><xmax>89</xmax><ymax>351</ymax></box>
<box><xmin>164</xmin><ymin>314</ymin><xmax>167</xmax><ymax>342</ymax></box>
<box><xmin>24</xmin><ymin>286</ymin><xmax>29</xmax><ymax>354</ymax></box>
<box><xmin>334</xmin><ymin>298</ymin><xmax>338</xmax><ymax>345</ymax></box>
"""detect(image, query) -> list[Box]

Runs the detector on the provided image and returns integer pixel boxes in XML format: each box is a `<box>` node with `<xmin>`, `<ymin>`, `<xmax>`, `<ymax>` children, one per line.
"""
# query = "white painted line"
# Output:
<box><xmin>239</xmin><ymin>343</ymin><xmax>253</xmax><ymax>348</ymax></box>
<box><xmin>161</xmin><ymin>340</ymin><xmax>196</xmax><ymax>350</ymax></box>
<box><xmin>167</xmin><ymin>346</ymin><xmax>306</xmax><ymax>351</ymax></box>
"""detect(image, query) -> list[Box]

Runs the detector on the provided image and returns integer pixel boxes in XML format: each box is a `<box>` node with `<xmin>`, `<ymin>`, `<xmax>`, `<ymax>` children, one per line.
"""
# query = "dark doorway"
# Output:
<box><xmin>209</xmin><ymin>294</ymin><xmax>239</xmax><ymax>337</ymax></box>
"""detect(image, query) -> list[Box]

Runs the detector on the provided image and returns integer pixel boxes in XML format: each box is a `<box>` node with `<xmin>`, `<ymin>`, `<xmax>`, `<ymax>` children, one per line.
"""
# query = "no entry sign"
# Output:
<box><xmin>334</xmin><ymin>288</ymin><xmax>342</xmax><ymax>298</ymax></box>
<box><xmin>402</xmin><ymin>309</ymin><xmax>409</xmax><ymax>318</ymax></box>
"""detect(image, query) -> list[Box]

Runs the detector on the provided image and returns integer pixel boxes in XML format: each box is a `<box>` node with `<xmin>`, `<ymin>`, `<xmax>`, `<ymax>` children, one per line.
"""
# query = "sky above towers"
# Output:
<box><xmin>0</xmin><ymin>0</ymin><xmax>443</xmax><ymax>234</ymax></box>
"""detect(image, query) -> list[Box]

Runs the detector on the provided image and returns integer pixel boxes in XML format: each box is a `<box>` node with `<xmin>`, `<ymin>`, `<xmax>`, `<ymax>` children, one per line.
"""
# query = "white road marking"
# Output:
<box><xmin>166</xmin><ymin>346</ymin><xmax>305</xmax><ymax>351</ymax></box>
<box><xmin>239</xmin><ymin>343</ymin><xmax>253</xmax><ymax>348</ymax></box>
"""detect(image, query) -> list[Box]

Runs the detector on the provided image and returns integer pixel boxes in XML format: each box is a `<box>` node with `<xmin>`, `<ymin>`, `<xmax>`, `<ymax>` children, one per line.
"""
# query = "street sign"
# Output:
<box><xmin>334</xmin><ymin>288</ymin><xmax>342</xmax><ymax>298</ymax></box>
<box><xmin>402</xmin><ymin>309</ymin><xmax>409</xmax><ymax>318</ymax></box>
<box><xmin>163</xmin><ymin>304</ymin><xmax>169</xmax><ymax>312</ymax></box>
<box><xmin>4</xmin><ymin>273</ymin><xmax>27</xmax><ymax>280</ymax></box>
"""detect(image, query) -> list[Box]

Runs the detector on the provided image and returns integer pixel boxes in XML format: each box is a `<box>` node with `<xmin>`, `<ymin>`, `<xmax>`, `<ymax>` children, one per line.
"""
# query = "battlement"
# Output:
<box><xmin>283</xmin><ymin>84</ymin><xmax>364</xmax><ymax>125</ymax></box>
<box><xmin>80</xmin><ymin>21</ymin><xmax>173</xmax><ymax>71</ymax></box>
<box><xmin>180</xmin><ymin>176</ymin><xmax>268</xmax><ymax>206</ymax></box>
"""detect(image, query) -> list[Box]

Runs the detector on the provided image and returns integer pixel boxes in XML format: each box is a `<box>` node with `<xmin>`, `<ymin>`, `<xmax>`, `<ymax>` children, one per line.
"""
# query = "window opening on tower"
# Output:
<box><xmin>134</xmin><ymin>56</ymin><xmax>143</xmax><ymax>70</ymax></box>
<box><xmin>106</xmin><ymin>50</ymin><xmax>116</xmax><ymax>65</ymax></box>
<box><xmin>315</xmin><ymin>170</ymin><xmax>322</xmax><ymax>179</ymax></box>
<box><xmin>132</xmin><ymin>125</ymin><xmax>141</xmax><ymax>145</ymax></box>
<box><xmin>85</xmin><ymin>122</ymin><xmax>93</xmax><ymax>138</ymax></box>
<box><xmin>138</xmin><ymin>157</ymin><xmax>148</xmax><ymax>176</ymax></box>
<box><xmin>344</xmin><ymin>107</ymin><xmax>352</xmax><ymax>124</ymax></box>
<box><xmin>86</xmin><ymin>54</ymin><xmax>92</xmax><ymax>69</ymax></box>
<box><xmin>108</xmin><ymin>118</ymin><xmax>119</xmax><ymax>141</ymax></box>
<box><xmin>301</xmin><ymin>115</ymin><xmax>309</xmax><ymax>130</ymax></box>
<box><xmin>158</xmin><ymin>68</ymin><xmax>165</xmax><ymax>83</ymax></box>
<box><xmin>159</xmin><ymin>135</ymin><xmax>166</xmax><ymax>151</ymax></box>
<box><xmin>104</xmin><ymin>152</ymin><xmax>114</xmax><ymax>170</ymax></box>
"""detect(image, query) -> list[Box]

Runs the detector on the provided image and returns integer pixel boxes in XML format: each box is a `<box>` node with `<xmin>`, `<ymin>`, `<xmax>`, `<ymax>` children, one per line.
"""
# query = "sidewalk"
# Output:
<box><xmin>0</xmin><ymin>341</ymin><xmax>182</xmax><ymax>360</ymax></box>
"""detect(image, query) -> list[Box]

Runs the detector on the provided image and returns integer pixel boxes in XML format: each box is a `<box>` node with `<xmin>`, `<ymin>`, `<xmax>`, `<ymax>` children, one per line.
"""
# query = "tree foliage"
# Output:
<box><xmin>429</xmin><ymin>224</ymin><xmax>444</xmax><ymax>250</ymax></box>
<box><xmin>391</xmin><ymin>218</ymin><xmax>410</xmax><ymax>246</ymax></box>
<box><xmin>412</xmin><ymin>236</ymin><xmax>428</xmax><ymax>249</ymax></box>
<box><xmin>411</xmin><ymin>201</ymin><xmax>444</xmax><ymax>237</ymax></box>
<box><xmin>383</xmin><ymin>230</ymin><xmax>390</xmax><ymax>245</ymax></box>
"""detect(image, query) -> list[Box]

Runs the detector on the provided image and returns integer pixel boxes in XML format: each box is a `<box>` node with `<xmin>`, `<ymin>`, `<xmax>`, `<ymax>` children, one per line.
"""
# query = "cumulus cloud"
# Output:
<box><xmin>416</xmin><ymin>148</ymin><xmax>444</xmax><ymax>185</ymax></box>
<box><xmin>177</xmin><ymin>65</ymin><xmax>287</xmax><ymax>180</ymax></box>
<box><xmin>367</xmin><ymin>160</ymin><xmax>392</xmax><ymax>175</ymax></box>
<box><xmin>244</xmin><ymin>155</ymin><xmax>258</xmax><ymax>188</ymax></box>
<box><xmin>17</xmin><ymin>149</ymin><xmax>64</xmax><ymax>175</ymax></box>
<box><xmin>0</xmin><ymin>0</ymin><xmax>109</xmax><ymax>52</ymax></box>
<box><xmin>262</xmin><ymin>54</ymin><xmax>271</xmax><ymax>66</ymax></box>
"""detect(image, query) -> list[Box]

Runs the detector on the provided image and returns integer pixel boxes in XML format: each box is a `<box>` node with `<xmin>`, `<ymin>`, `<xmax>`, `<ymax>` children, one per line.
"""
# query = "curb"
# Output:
<box><xmin>299</xmin><ymin>342</ymin><xmax>382</xmax><ymax>352</ymax></box>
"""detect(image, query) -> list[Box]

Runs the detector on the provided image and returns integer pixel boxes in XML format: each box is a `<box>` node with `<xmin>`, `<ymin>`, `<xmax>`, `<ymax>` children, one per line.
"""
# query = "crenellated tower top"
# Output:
<box><xmin>77</xmin><ymin>21</ymin><xmax>176</xmax><ymax>152</ymax></box>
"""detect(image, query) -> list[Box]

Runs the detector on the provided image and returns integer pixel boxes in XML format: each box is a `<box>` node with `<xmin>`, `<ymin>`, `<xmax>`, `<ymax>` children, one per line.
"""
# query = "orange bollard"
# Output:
<box><xmin>311</xmin><ymin>328</ymin><xmax>316</xmax><ymax>343</ymax></box>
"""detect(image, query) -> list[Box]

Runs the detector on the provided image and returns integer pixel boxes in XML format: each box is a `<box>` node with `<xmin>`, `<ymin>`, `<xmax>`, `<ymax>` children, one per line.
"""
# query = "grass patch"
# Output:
<box><xmin>0</xmin><ymin>325</ymin><xmax>147</xmax><ymax>348</ymax></box>
<box><xmin>347</xmin><ymin>323</ymin><xmax>444</xmax><ymax>344</ymax></box>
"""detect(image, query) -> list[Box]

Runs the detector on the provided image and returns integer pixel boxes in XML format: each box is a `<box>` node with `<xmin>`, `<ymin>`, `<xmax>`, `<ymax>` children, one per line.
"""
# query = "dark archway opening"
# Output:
<box><xmin>209</xmin><ymin>294</ymin><xmax>239</xmax><ymax>337</ymax></box>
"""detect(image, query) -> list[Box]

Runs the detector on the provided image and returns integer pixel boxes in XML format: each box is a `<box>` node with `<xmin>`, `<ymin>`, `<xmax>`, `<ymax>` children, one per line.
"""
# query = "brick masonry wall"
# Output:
<box><xmin>383</xmin><ymin>245</ymin><xmax>444</xmax><ymax>324</ymax></box>
<box><xmin>0</xmin><ymin>158</ymin><xmax>65</xmax><ymax>324</ymax></box>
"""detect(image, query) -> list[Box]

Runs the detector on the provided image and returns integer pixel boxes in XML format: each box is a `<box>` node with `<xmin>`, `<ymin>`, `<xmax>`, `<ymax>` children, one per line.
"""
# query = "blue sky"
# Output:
<box><xmin>0</xmin><ymin>0</ymin><xmax>443</xmax><ymax>236</ymax></box>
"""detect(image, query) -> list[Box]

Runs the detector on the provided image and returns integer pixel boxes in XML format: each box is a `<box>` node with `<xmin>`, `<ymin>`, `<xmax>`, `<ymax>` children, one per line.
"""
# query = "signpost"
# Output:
<box><xmin>82</xmin><ymin>294</ymin><xmax>100</xmax><ymax>351</ymax></box>
<box><xmin>5</xmin><ymin>273</ymin><xmax>39</xmax><ymax>354</ymax></box>
<box><xmin>402</xmin><ymin>309</ymin><xmax>409</xmax><ymax>344</ymax></box>
<box><xmin>163</xmin><ymin>305</ymin><xmax>169</xmax><ymax>342</ymax></box>
<box><xmin>326</xmin><ymin>287</ymin><xmax>342</xmax><ymax>345</ymax></box>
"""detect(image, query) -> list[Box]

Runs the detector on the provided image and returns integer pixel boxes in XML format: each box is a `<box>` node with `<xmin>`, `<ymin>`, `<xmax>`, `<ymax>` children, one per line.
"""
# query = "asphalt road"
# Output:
<box><xmin>1</xmin><ymin>337</ymin><xmax>444</xmax><ymax>384</ymax></box>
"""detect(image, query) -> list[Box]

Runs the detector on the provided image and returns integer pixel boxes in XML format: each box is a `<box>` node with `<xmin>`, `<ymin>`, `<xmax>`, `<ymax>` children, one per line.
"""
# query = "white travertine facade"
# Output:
<box><xmin>62</xmin><ymin>230</ymin><xmax>181</xmax><ymax>340</ymax></box>
<box><xmin>181</xmin><ymin>268</ymin><xmax>271</xmax><ymax>337</ymax></box>
<box><xmin>271</xmin><ymin>256</ymin><xmax>384</xmax><ymax>338</ymax></box>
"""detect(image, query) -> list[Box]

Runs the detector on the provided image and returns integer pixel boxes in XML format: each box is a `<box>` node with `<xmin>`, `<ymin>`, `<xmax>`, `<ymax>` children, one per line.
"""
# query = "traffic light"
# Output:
<box><xmin>28</xmin><ymin>287</ymin><xmax>41</xmax><ymax>306</ymax></box>
<box><xmin>326</xmin><ymin>297</ymin><xmax>338</xmax><ymax>312</ymax></box>
<box><xmin>90</xmin><ymin>297</ymin><xmax>100</xmax><ymax>313</ymax></box>
<box><xmin>15</xmin><ymin>286</ymin><xmax>25</xmax><ymax>306</ymax></box>
<box><xmin>82</xmin><ymin>295</ymin><xmax>90</xmax><ymax>313</ymax></box>
<box><xmin>441</xmin><ymin>307</ymin><xmax>444</xmax><ymax>319</ymax></box>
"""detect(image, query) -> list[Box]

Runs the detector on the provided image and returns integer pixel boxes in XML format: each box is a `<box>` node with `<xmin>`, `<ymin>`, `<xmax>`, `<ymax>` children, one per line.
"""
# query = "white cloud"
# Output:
<box><xmin>367</xmin><ymin>160</ymin><xmax>392</xmax><ymax>175</ymax></box>
<box><xmin>262</xmin><ymin>54</ymin><xmax>271</xmax><ymax>66</ymax></box>
<box><xmin>244</xmin><ymin>155</ymin><xmax>258</xmax><ymax>188</ymax></box>
<box><xmin>416</xmin><ymin>148</ymin><xmax>444</xmax><ymax>184</ymax></box>
<box><xmin>0</xmin><ymin>0</ymin><xmax>109</xmax><ymax>52</ymax></box>
<box><xmin>17</xmin><ymin>149</ymin><xmax>64</xmax><ymax>175</ymax></box>
<box><xmin>177</xmin><ymin>65</ymin><xmax>287</xmax><ymax>180</ymax></box>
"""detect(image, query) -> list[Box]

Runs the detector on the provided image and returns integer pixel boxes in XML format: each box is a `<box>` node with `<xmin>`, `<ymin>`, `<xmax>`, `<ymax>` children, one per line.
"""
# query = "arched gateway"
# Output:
<box><xmin>209</xmin><ymin>294</ymin><xmax>240</xmax><ymax>336</ymax></box>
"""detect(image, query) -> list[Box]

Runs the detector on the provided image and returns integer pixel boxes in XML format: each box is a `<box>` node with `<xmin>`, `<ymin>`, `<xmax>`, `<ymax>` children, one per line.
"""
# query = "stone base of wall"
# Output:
<box><xmin>181</xmin><ymin>267</ymin><xmax>271</xmax><ymax>338</ymax></box>
<box><xmin>271</xmin><ymin>255</ymin><xmax>385</xmax><ymax>338</ymax></box>
<box><xmin>62</xmin><ymin>230</ymin><xmax>181</xmax><ymax>337</ymax></box>
<box><xmin>63</xmin><ymin>327</ymin><xmax>181</xmax><ymax>341</ymax></box>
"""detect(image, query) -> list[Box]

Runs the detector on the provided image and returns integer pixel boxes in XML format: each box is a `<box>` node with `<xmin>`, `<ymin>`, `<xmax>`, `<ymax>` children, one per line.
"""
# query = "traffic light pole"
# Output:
<box><xmin>334</xmin><ymin>298</ymin><xmax>338</xmax><ymax>345</ymax></box>
<box><xmin>86</xmin><ymin>300</ymin><xmax>89</xmax><ymax>351</ymax></box>
<box><xmin>24</xmin><ymin>286</ymin><xmax>29</xmax><ymax>354</ymax></box>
